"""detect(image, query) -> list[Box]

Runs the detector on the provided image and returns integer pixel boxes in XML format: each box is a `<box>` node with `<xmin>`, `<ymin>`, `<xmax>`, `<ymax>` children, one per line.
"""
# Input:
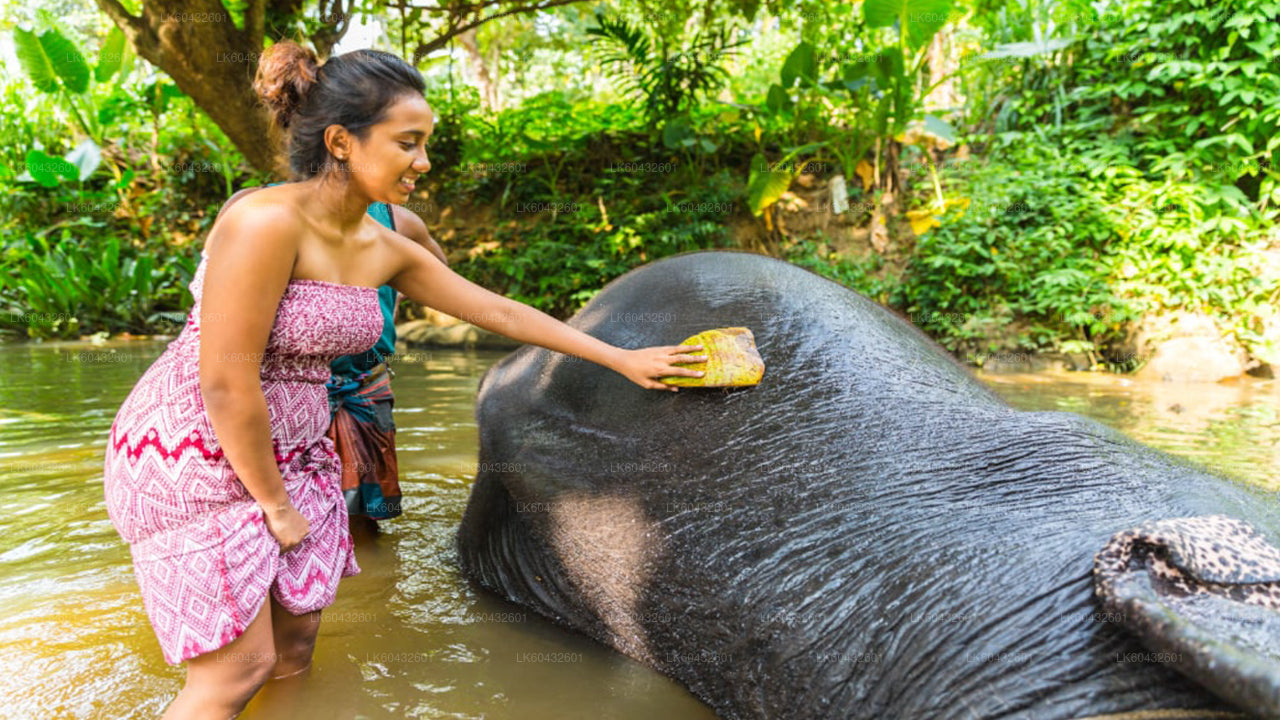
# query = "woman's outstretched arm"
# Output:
<box><xmin>385</xmin><ymin>230</ymin><xmax>705</xmax><ymax>391</ymax></box>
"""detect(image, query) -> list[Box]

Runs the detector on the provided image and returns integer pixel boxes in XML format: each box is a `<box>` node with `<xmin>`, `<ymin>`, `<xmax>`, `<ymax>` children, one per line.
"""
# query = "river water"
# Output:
<box><xmin>0</xmin><ymin>339</ymin><xmax>1276</xmax><ymax>719</ymax></box>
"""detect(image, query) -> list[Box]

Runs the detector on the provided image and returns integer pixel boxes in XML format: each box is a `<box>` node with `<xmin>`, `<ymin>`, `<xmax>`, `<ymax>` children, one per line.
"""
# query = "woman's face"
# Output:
<box><xmin>344</xmin><ymin>93</ymin><xmax>435</xmax><ymax>205</ymax></box>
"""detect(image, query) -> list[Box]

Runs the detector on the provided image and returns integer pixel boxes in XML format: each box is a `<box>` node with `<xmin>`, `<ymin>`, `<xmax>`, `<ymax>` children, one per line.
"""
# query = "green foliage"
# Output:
<box><xmin>11</xmin><ymin>20</ymin><xmax>139</xmax><ymax>143</ymax></box>
<box><xmin>94</xmin><ymin>26</ymin><xmax>126</xmax><ymax>83</ymax></box>
<box><xmin>783</xmin><ymin>239</ymin><xmax>898</xmax><ymax>304</ymax></box>
<box><xmin>0</xmin><ymin>0</ymin><xmax>1274</xmax><ymax>374</ymax></box>
<box><xmin>1080</xmin><ymin>0</ymin><xmax>1280</xmax><ymax>211</ymax></box>
<box><xmin>0</xmin><ymin>79</ymin><xmax>62</xmax><ymax>182</ymax></box>
<box><xmin>950</xmin><ymin>0</ymin><xmax>1280</xmax><ymax>365</ymax></box>
<box><xmin>748</xmin><ymin>1</ymin><xmax>960</xmax><ymax>227</ymax></box>
<box><xmin>422</xmin><ymin>78</ymin><xmax>752</xmax><ymax>319</ymax></box>
<box><xmin>24</xmin><ymin>148</ymin><xmax>78</xmax><ymax>186</ymax></box>
<box><xmin>14</xmin><ymin>25</ymin><xmax>91</xmax><ymax>94</ymax></box>
<box><xmin>967</xmin><ymin>0</ymin><xmax>1280</xmax><ymax>214</ymax></box>
<box><xmin>891</xmin><ymin>138</ymin><xmax>1136</xmax><ymax>360</ymax></box>
<box><xmin>746</xmin><ymin>143</ymin><xmax>826</xmax><ymax>215</ymax></box>
<box><xmin>1091</xmin><ymin>163</ymin><xmax>1274</xmax><ymax>358</ymax></box>
<box><xmin>586</xmin><ymin>11</ymin><xmax>745</xmax><ymax>129</ymax></box>
<box><xmin>1</xmin><ymin>229</ymin><xmax>198</xmax><ymax>339</ymax></box>
<box><xmin>9</xmin><ymin>20</ymin><xmax>150</xmax><ymax>203</ymax></box>
<box><xmin>1</xmin><ymin>16</ymin><xmax>252</xmax><ymax>339</ymax></box>
<box><xmin>863</xmin><ymin>0</ymin><xmax>955</xmax><ymax>49</ymax></box>
<box><xmin>455</xmin><ymin>170</ymin><xmax>740</xmax><ymax>318</ymax></box>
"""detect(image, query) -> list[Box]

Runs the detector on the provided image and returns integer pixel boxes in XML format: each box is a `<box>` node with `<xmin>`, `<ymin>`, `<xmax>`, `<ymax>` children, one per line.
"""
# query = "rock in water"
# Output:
<box><xmin>660</xmin><ymin>326</ymin><xmax>765</xmax><ymax>387</ymax></box>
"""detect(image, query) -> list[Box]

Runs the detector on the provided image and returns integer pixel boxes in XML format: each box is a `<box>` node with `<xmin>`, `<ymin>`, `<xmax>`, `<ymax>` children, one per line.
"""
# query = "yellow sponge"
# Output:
<box><xmin>660</xmin><ymin>326</ymin><xmax>765</xmax><ymax>387</ymax></box>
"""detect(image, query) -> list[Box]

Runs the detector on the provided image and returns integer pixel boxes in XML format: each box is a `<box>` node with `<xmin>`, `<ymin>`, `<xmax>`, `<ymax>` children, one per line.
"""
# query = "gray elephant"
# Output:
<box><xmin>457</xmin><ymin>250</ymin><xmax>1280</xmax><ymax>719</ymax></box>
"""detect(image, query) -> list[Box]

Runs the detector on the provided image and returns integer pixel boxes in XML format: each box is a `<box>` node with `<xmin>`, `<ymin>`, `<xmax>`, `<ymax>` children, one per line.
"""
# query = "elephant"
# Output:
<box><xmin>455</xmin><ymin>250</ymin><xmax>1280</xmax><ymax>719</ymax></box>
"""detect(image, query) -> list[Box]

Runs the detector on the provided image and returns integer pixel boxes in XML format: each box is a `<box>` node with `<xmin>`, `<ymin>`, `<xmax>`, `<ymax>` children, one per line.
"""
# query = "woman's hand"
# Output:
<box><xmin>613</xmin><ymin>344</ymin><xmax>708</xmax><ymax>391</ymax></box>
<box><xmin>262</xmin><ymin>502</ymin><xmax>310</xmax><ymax>553</ymax></box>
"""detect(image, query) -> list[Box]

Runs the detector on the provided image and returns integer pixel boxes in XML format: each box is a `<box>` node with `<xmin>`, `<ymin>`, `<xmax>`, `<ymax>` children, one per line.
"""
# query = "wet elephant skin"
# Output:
<box><xmin>456</xmin><ymin>250</ymin><xmax>1280</xmax><ymax>720</ymax></box>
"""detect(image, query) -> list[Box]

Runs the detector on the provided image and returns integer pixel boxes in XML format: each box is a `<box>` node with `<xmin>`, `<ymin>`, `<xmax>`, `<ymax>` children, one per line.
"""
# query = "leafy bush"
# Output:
<box><xmin>428</xmin><ymin>83</ymin><xmax>755</xmax><ymax>319</ymax></box>
<box><xmin>889</xmin><ymin>136</ymin><xmax>1135</xmax><ymax>361</ymax></box>
<box><xmin>966</xmin><ymin>0</ymin><xmax>1279</xmax><ymax>215</ymax></box>
<box><xmin>455</xmin><ymin>169</ymin><xmax>740</xmax><ymax>317</ymax></box>
<box><xmin>0</xmin><ymin>18</ymin><xmax>251</xmax><ymax>339</ymax></box>
<box><xmin>937</xmin><ymin>0</ymin><xmax>1279</xmax><ymax>366</ymax></box>
<box><xmin>1073</xmin><ymin>0</ymin><xmax>1279</xmax><ymax>212</ymax></box>
<box><xmin>1</xmin><ymin>229</ymin><xmax>198</xmax><ymax>339</ymax></box>
<box><xmin>1091</xmin><ymin>164</ymin><xmax>1276</xmax><ymax>361</ymax></box>
<box><xmin>586</xmin><ymin>10</ymin><xmax>744</xmax><ymax>129</ymax></box>
<box><xmin>783</xmin><ymin>239</ymin><xmax>898</xmax><ymax>306</ymax></box>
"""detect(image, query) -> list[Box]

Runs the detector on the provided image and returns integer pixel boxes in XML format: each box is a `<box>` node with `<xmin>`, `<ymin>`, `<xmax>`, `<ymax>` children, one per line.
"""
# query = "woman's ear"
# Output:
<box><xmin>324</xmin><ymin>124</ymin><xmax>352</xmax><ymax>161</ymax></box>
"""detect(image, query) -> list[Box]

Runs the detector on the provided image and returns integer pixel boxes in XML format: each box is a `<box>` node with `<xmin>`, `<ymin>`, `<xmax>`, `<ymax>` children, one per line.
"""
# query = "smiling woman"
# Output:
<box><xmin>100</xmin><ymin>39</ymin><xmax>710</xmax><ymax>719</ymax></box>
<box><xmin>252</xmin><ymin>41</ymin><xmax>434</xmax><ymax>193</ymax></box>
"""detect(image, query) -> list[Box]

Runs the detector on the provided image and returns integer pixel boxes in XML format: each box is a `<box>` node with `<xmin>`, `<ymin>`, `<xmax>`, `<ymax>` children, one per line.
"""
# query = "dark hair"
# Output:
<box><xmin>253</xmin><ymin>40</ymin><xmax>426</xmax><ymax>180</ymax></box>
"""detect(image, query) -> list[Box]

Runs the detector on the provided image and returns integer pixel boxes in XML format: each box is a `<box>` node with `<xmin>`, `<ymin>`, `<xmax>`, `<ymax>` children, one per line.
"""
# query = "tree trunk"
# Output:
<box><xmin>924</xmin><ymin>27</ymin><xmax>959</xmax><ymax>110</ymax></box>
<box><xmin>457</xmin><ymin>27</ymin><xmax>498</xmax><ymax>111</ymax></box>
<box><xmin>94</xmin><ymin>0</ymin><xmax>282</xmax><ymax>174</ymax></box>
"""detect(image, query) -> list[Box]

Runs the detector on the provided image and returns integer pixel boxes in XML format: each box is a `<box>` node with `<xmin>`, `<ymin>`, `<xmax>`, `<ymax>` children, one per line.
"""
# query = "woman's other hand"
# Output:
<box><xmin>262</xmin><ymin>502</ymin><xmax>311</xmax><ymax>553</ymax></box>
<box><xmin>613</xmin><ymin>344</ymin><xmax>707</xmax><ymax>391</ymax></box>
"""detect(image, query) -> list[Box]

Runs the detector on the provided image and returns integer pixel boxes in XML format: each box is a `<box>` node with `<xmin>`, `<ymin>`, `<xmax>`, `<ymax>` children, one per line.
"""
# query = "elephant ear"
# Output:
<box><xmin>1093</xmin><ymin>515</ymin><xmax>1280</xmax><ymax>715</ymax></box>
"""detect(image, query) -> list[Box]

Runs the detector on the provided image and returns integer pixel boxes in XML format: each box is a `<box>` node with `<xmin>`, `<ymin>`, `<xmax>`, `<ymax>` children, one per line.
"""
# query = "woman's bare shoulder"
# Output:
<box><xmin>213</xmin><ymin>186</ymin><xmax>265</xmax><ymax>225</ymax></box>
<box><xmin>205</xmin><ymin>187</ymin><xmax>305</xmax><ymax>258</ymax></box>
<box><xmin>372</xmin><ymin>213</ymin><xmax>425</xmax><ymax>251</ymax></box>
<box><xmin>366</xmin><ymin>212</ymin><xmax>429</xmax><ymax>279</ymax></box>
<box><xmin>204</xmin><ymin>188</ymin><xmax>304</xmax><ymax>260</ymax></box>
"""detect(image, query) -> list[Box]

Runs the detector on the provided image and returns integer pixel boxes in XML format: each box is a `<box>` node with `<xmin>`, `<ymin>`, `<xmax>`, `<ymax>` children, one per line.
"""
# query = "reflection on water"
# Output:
<box><xmin>0</xmin><ymin>340</ymin><xmax>1276</xmax><ymax>718</ymax></box>
<box><xmin>978</xmin><ymin>370</ymin><xmax>1280</xmax><ymax>491</ymax></box>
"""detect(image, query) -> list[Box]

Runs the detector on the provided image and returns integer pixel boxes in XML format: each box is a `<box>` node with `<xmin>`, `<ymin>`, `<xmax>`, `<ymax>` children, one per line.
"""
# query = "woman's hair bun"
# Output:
<box><xmin>253</xmin><ymin>40</ymin><xmax>320</xmax><ymax>131</ymax></box>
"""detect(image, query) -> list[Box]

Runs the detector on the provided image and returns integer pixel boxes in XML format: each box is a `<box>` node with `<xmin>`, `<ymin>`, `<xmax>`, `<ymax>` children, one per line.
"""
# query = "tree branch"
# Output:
<box><xmin>92</xmin><ymin>0</ymin><xmax>149</xmax><ymax>46</ymax></box>
<box><xmin>246</xmin><ymin>0</ymin><xmax>266</xmax><ymax>47</ymax></box>
<box><xmin>311</xmin><ymin>0</ymin><xmax>355</xmax><ymax>58</ymax></box>
<box><xmin>411</xmin><ymin>0</ymin><xmax>588</xmax><ymax>58</ymax></box>
<box><xmin>406</xmin><ymin>0</ymin><xmax>506</xmax><ymax>15</ymax></box>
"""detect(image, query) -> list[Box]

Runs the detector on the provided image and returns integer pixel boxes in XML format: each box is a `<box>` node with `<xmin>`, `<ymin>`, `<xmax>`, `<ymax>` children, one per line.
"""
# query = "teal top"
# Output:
<box><xmin>331</xmin><ymin>200</ymin><xmax>398</xmax><ymax>378</ymax></box>
<box><xmin>262</xmin><ymin>182</ymin><xmax>398</xmax><ymax>378</ymax></box>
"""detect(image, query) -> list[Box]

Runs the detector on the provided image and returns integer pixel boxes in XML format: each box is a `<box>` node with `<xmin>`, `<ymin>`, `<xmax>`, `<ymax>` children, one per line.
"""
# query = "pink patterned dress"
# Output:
<box><xmin>103</xmin><ymin>253</ymin><xmax>383</xmax><ymax>665</ymax></box>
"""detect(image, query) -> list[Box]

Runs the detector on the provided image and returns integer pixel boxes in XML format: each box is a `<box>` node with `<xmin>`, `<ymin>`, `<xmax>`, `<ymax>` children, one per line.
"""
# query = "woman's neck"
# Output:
<box><xmin>298</xmin><ymin>174</ymin><xmax>373</xmax><ymax>236</ymax></box>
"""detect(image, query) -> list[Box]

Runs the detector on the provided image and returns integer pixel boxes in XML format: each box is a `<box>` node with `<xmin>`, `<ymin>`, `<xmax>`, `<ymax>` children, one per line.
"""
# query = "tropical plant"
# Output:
<box><xmin>1</xmin><ymin>228</ymin><xmax>198</xmax><ymax>339</ymax></box>
<box><xmin>12</xmin><ymin>18</ymin><xmax>140</xmax><ymax>208</ymax></box>
<box><xmin>891</xmin><ymin>136</ymin><xmax>1136</xmax><ymax>363</ymax></box>
<box><xmin>586</xmin><ymin>11</ymin><xmax>746</xmax><ymax>129</ymax></box>
<box><xmin>744</xmin><ymin>1</ymin><xmax>961</xmax><ymax>238</ymax></box>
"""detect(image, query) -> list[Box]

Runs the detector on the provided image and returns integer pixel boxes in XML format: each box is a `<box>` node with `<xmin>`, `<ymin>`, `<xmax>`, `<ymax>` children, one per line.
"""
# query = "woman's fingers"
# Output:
<box><xmin>665</xmin><ymin>344</ymin><xmax>707</xmax><ymax>365</ymax></box>
<box><xmin>621</xmin><ymin>344</ymin><xmax>718</xmax><ymax>390</ymax></box>
<box><xmin>283</xmin><ymin>529</ymin><xmax>310</xmax><ymax>552</ymax></box>
<box><xmin>655</xmin><ymin>345</ymin><xmax>706</xmax><ymax>377</ymax></box>
<box><xmin>669</xmin><ymin>366</ymin><xmax>705</xmax><ymax>377</ymax></box>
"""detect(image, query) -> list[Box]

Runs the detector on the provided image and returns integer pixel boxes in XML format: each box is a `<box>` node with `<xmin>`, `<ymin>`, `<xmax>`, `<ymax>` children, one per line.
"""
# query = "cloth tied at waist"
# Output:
<box><xmin>325</xmin><ymin>361</ymin><xmax>393</xmax><ymax>423</ymax></box>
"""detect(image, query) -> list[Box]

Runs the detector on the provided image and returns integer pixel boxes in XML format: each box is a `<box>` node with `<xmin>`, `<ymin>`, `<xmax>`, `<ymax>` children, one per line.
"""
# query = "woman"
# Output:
<box><xmin>216</xmin><ymin>179</ymin><xmax>445</xmax><ymax>533</ymax></box>
<box><xmin>102</xmin><ymin>40</ymin><xmax>706</xmax><ymax>718</ymax></box>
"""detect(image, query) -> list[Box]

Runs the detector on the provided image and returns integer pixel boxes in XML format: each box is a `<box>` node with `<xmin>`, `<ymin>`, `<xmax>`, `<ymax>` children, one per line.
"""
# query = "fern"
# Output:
<box><xmin>586</xmin><ymin>11</ymin><xmax>743</xmax><ymax>127</ymax></box>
